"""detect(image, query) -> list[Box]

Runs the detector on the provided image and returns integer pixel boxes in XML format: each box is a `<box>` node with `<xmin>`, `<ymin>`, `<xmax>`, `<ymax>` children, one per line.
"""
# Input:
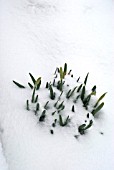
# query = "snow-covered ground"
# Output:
<box><xmin>0</xmin><ymin>140</ymin><xmax>8</xmax><ymax>170</ymax></box>
<box><xmin>0</xmin><ymin>0</ymin><xmax>114</xmax><ymax>170</ymax></box>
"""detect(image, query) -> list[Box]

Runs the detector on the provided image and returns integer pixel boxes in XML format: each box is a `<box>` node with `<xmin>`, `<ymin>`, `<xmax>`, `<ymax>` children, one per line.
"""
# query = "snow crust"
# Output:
<box><xmin>0</xmin><ymin>0</ymin><xmax>114</xmax><ymax>170</ymax></box>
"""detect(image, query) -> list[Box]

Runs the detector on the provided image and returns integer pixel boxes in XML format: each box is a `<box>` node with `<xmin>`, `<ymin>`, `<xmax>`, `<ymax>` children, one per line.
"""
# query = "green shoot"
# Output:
<box><xmin>66</xmin><ymin>89</ymin><xmax>71</xmax><ymax>98</ymax></box>
<box><xmin>58</xmin><ymin>105</ymin><xmax>65</xmax><ymax>113</ymax></box>
<box><xmin>50</xmin><ymin>129</ymin><xmax>54</xmax><ymax>134</ymax></box>
<box><xmin>52</xmin><ymin>119</ymin><xmax>57</xmax><ymax>127</ymax></box>
<box><xmin>46</xmin><ymin>82</ymin><xmax>49</xmax><ymax>88</ymax></box>
<box><xmin>94</xmin><ymin>92</ymin><xmax>107</xmax><ymax>108</ymax></box>
<box><xmin>77</xmin><ymin>77</ymin><xmax>80</xmax><ymax>82</ymax></box>
<box><xmin>57</xmin><ymin>80</ymin><xmax>63</xmax><ymax>91</ymax></box>
<box><xmin>49</xmin><ymin>85</ymin><xmax>55</xmax><ymax>100</ymax></box>
<box><xmin>83</xmin><ymin>94</ymin><xmax>91</xmax><ymax>107</ymax></box>
<box><xmin>31</xmin><ymin>88</ymin><xmax>35</xmax><ymax>103</ymax></box>
<box><xmin>60</xmin><ymin>67</ymin><xmax>64</xmax><ymax>80</ymax></box>
<box><xmin>84</xmin><ymin>72</ymin><xmax>89</xmax><ymax>85</ymax></box>
<box><xmin>84</xmin><ymin>120</ymin><xmax>93</xmax><ymax>130</ymax></box>
<box><xmin>26</xmin><ymin>100</ymin><xmax>29</xmax><ymax>110</ymax></box>
<box><xmin>72</xmin><ymin>105</ymin><xmax>75</xmax><ymax>112</ymax></box>
<box><xmin>92</xmin><ymin>102</ymin><xmax>104</xmax><ymax>116</ymax></box>
<box><xmin>92</xmin><ymin>85</ymin><xmax>96</xmax><ymax>93</ymax></box>
<box><xmin>44</xmin><ymin>101</ymin><xmax>49</xmax><ymax>109</ymax></box>
<box><xmin>34</xmin><ymin>95</ymin><xmax>38</xmax><ymax>103</ymax></box>
<box><xmin>78</xmin><ymin>120</ymin><xmax>93</xmax><ymax>135</ymax></box>
<box><xmin>28</xmin><ymin>82</ymin><xmax>33</xmax><ymax>89</ymax></box>
<box><xmin>59</xmin><ymin>115</ymin><xmax>70</xmax><ymax>126</ymax></box>
<box><xmin>58</xmin><ymin>91</ymin><xmax>63</xmax><ymax>100</ymax></box>
<box><xmin>57</xmin><ymin>101</ymin><xmax>64</xmax><ymax>109</ymax></box>
<box><xmin>54</xmin><ymin>99</ymin><xmax>59</xmax><ymax>107</ymax></box>
<box><xmin>74</xmin><ymin>95</ymin><xmax>80</xmax><ymax>103</ymax></box>
<box><xmin>53</xmin><ymin>79</ymin><xmax>55</xmax><ymax>86</ymax></box>
<box><xmin>81</xmin><ymin>86</ymin><xmax>85</xmax><ymax>101</ymax></box>
<box><xmin>87</xmin><ymin>113</ymin><xmax>89</xmax><ymax>118</ymax></box>
<box><xmin>35</xmin><ymin>77</ymin><xmax>41</xmax><ymax>90</ymax></box>
<box><xmin>68</xmin><ymin>70</ymin><xmax>72</xmax><ymax>75</ymax></box>
<box><xmin>36</xmin><ymin>103</ymin><xmax>40</xmax><ymax>111</ymax></box>
<box><xmin>52</xmin><ymin>111</ymin><xmax>56</xmax><ymax>116</ymax></box>
<box><xmin>13</xmin><ymin>80</ymin><xmax>25</xmax><ymax>88</ymax></box>
<box><xmin>77</xmin><ymin>84</ymin><xmax>82</xmax><ymax>92</ymax></box>
<box><xmin>78</xmin><ymin>124</ymin><xmax>86</xmax><ymax>135</ymax></box>
<box><xmin>39</xmin><ymin>110</ymin><xmax>46</xmax><ymax>122</ymax></box>
<box><xmin>29</xmin><ymin>73</ymin><xmax>36</xmax><ymax>85</ymax></box>
<box><xmin>67</xmin><ymin>86</ymin><xmax>77</xmax><ymax>99</ymax></box>
<box><xmin>64</xmin><ymin>63</ymin><xmax>67</xmax><ymax>76</ymax></box>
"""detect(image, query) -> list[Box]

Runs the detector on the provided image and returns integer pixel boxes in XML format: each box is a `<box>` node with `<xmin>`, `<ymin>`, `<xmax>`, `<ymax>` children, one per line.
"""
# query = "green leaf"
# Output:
<box><xmin>78</xmin><ymin>124</ymin><xmax>86</xmax><ymax>135</ymax></box>
<box><xmin>54</xmin><ymin>67</ymin><xmax>58</xmax><ymax>75</ymax></box>
<box><xmin>57</xmin><ymin>68</ymin><xmax>59</xmax><ymax>73</ymax></box>
<box><xmin>54</xmin><ymin>99</ymin><xmax>59</xmax><ymax>107</ymax></box>
<box><xmin>92</xmin><ymin>85</ymin><xmax>96</xmax><ymax>92</ymax></box>
<box><xmin>28</xmin><ymin>82</ymin><xmax>33</xmax><ymax>89</ymax></box>
<box><xmin>74</xmin><ymin>95</ymin><xmax>80</xmax><ymax>103</ymax></box>
<box><xmin>35</xmin><ymin>77</ymin><xmax>41</xmax><ymax>86</ymax></box>
<box><xmin>57</xmin><ymin>80</ymin><xmax>63</xmax><ymax>91</ymax></box>
<box><xmin>50</xmin><ymin>129</ymin><xmax>54</xmax><ymax>134</ymax></box>
<box><xmin>78</xmin><ymin>120</ymin><xmax>93</xmax><ymax>135</ymax></box>
<box><xmin>77</xmin><ymin>84</ymin><xmax>82</xmax><ymax>92</ymax></box>
<box><xmin>64</xmin><ymin>63</ymin><xmax>67</xmax><ymax>75</ymax></box>
<box><xmin>72</xmin><ymin>105</ymin><xmax>75</xmax><ymax>112</ymax></box>
<box><xmin>53</xmin><ymin>79</ymin><xmax>55</xmax><ymax>86</ymax></box>
<box><xmin>44</xmin><ymin>101</ymin><xmax>49</xmax><ymax>109</ymax></box>
<box><xmin>57</xmin><ymin>101</ymin><xmax>64</xmax><ymax>109</ymax></box>
<box><xmin>91</xmin><ymin>91</ymin><xmax>96</xmax><ymax>95</ymax></box>
<box><xmin>52</xmin><ymin>122</ymin><xmax>56</xmax><ymax>127</ymax></box>
<box><xmin>59</xmin><ymin>115</ymin><xmax>63</xmax><ymax>126</ymax></box>
<box><xmin>36</xmin><ymin>103</ymin><xmax>39</xmax><ymax>111</ymax></box>
<box><xmin>58</xmin><ymin>91</ymin><xmax>63</xmax><ymax>100</ymax></box>
<box><xmin>67</xmin><ymin>86</ymin><xmax>77</xmax><ymax>98</ymax></box>
<box><xmin>35</xmin><ymin>77</ymin><xmax>41</xmax><ymax>90</ymax></box>
<box><xmin>92</xmin><ymin>102</ymin><xmax>104</xmax><ymax>116</ymax></box>
<box><xmin>35</xmin><ymin>103</ymin><xmax>40</xmax><ymax>115</ymax></box>
<box><xmin>59</xmin><ymin>115</ymin><xmax>70</xmax><ymax>126</ymax></box>
<box><xmin>81</xmin><ymin>86</ymin><xmax>85</xmax><ymax>101</ymax></box>
<box><xmin>84</xmin><ymin>120</ymin><xmax>93</xmax><ymax>130</ymax></box>
<box><xmin>60</xmin><ymin>67</ymin><xmax>63</xmax><ymax>80</ymax></box>
<box><xmin>84</xmin><ymin>72</ymin><xmax>89</xmax><ymax>85</ymax></box>
<box><xmin>94</xmin><ymin>92</ymin><xmax>107</xmax><ymax>107</ymax></box>
<box><xmin>31</xmin><ymin>88</ymin><xmax>35</xmax><ymax>103</ymax></box>
<box><xmin>46</xmin><ymin>82</ymin><xmax>49</xmax><ymax>88</ymax></box>
<box><xmin>34</xmin><ymin>95</ymin><xmax>38</xmax><ymax>103</ymax></box>
<box><xmin>77</xmin><ymin>77</ymin><xmax>80</xmax><ymax>82</ymax></box>
<box><xmin>26</xmin><ymin>100</ymin><xmax>29</xmax><ymax>110</ymax></box>
<box><xmin>64</xmin><ymin>116</ymin><xmax>70</xmax><ymax>126</ymax></box>
<box><xmin>29</xmin><ymin>73</ymin><xmax>36</xmax><ymax>85</ymax></box>
<box><xmin>13</xmin><ymin>80</ymin><xmax>25</xmax><ymax>88</ymax></box>
<box><xmin>49</xmin><ymin>85</ymin><xmax>55</xmax><ymax>100</ymax></box>
<box><xmin>68</xmin><ymin>70</ymin><xmax>72</xmax><ymax>75</ymax></box>
<box><xmin>58</xmin><ymin>106</ymin><xmax>65</xmax><ymax>113</ymax></box>
<box><xmin>52</xmin><ymin>111</ymin><xmax>56</xmax><ymax>116</ymax></box>
<box><xmin>83</xmin><ymin>94</ymin><xmax>91</xmax><ymax>107</ymax></box>
<box><xmin>39</xmin><ymin>110</ymin><xmax>46</xmax><ymax>122</ymax></box>
<box><xmin>66</xmin><ymin>89</ymin><xmax>71</xmax><ymax>98</ymax></box>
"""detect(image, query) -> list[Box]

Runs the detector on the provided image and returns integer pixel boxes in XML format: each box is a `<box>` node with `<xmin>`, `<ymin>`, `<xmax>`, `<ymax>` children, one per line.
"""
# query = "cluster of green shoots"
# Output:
<box><xmin>13</xmin><ymin>63</ymin><xmax>107</xmax><ymax>136</ymax></box>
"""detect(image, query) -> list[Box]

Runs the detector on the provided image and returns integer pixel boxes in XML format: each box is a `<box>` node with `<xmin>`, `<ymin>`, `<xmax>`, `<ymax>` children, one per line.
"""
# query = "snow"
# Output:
<box><xmin>0</xmin><ymin>140</ymin><xmax>8</xmax><ymax>170</ymax></box>
<box><xmin>0</xmin><ymin>0</ymin><xmax>114</xmax><ymax>170</ymax></box>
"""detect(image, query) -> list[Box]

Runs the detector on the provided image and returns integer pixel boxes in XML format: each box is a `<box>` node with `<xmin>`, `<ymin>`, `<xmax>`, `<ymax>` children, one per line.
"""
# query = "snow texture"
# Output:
<box><xmin>0</xmin><ymin>140</ymin><xmax>8</xmax><ymax>170</ymax></box>
<box><xmin>0</xmin><ymin>0</ymin><xmax>114</xmax><ymax>170</ymax></box>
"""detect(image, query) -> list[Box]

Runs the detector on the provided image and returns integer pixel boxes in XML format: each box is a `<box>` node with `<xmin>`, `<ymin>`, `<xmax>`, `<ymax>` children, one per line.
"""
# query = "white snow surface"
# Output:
<box><xmin>0</xmin><ymin>0</ymin><xmax>114</xmax><ymax>170</ymax></box>
<box><xmin>0</xmin><ymin>140</ymin><xmax>8</xmax><ymax>170</ymax></box>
